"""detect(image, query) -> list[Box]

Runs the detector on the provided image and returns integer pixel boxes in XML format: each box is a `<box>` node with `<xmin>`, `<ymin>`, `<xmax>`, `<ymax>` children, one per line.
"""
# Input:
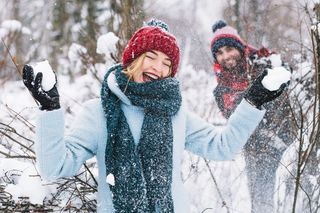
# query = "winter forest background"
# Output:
<box><xmin>1</xmin><ymin>0</ymin><xmax>320</xmax><ymax>212</ymax></box>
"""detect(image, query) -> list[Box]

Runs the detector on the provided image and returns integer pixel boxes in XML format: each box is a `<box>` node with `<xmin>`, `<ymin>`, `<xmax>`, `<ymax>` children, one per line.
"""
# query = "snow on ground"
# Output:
<box><xmin>1</xmin><ymin>158</ymin><xmax>56</xmax><ymax>205</ymax></box>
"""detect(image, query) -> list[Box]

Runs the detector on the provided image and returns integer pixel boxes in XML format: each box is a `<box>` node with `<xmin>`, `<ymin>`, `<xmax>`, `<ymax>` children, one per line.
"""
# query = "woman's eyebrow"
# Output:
<box><xmin>148</xmin><ymin>50</ymin><xmax>171</xmax><ymax>63</ymax></box>
<box><xmin>148</xmin><ymin>50</ymin><xmax>158</xmax><ymax>55</ymax></box>
<box><xmin>164</xmin><ymin>57</ymin><xmax>171</xmax><ymax>63</ymax></box>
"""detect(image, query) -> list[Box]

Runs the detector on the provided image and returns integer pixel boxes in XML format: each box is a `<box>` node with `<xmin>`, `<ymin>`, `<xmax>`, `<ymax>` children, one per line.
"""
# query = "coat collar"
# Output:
<box><xmin>107</xmin><ymin>71</ymin><xmax>132</xmax><ymax>105</ymax></box>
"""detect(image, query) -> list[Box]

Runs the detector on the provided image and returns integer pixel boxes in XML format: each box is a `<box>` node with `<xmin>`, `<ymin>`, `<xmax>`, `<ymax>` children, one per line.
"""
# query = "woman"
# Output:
<box><xmin>22</xmin><ymin>19</ymin><xmax>285</xmax><ymax>213</ymax></box>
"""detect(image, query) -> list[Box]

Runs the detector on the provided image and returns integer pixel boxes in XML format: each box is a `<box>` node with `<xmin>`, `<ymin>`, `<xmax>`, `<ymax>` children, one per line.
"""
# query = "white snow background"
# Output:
<box><xmin>0</xmin><ymin>0</ymin><xmax>318</xmax><ymax>212</ymax></box>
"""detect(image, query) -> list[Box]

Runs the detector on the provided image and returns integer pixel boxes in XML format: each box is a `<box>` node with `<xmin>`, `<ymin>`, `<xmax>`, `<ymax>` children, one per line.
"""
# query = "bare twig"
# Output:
<box><xmin>204</xmin><ymin>159</ymin><xmax>230</xmax><ymax>213</ymax></box>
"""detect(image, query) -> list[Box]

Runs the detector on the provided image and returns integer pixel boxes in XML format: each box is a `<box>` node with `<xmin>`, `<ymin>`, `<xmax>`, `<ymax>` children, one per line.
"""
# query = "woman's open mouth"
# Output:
<box><xmin>142</xmin><ymin>72</ymin><xmax>160</xmax><ymax>82</ymax></box>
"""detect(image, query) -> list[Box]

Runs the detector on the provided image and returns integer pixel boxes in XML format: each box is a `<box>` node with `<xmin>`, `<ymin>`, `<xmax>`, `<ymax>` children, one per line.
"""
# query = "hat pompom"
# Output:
<box><xmin>212</xmin><ymin>20</ymin><xmax>227</xmax><ymax>33</ymax></box>
<box><xmin>146</xmin><ymin>18</ymin><xmax>169</xmax><ymax>32</ymax></box>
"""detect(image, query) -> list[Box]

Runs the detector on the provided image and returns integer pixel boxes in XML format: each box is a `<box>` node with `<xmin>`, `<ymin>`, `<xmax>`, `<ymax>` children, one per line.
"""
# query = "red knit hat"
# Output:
<box><xmin>122</xmin><ymin>19</ymin><xmax>180</xmax><ymax>77</ymax></box>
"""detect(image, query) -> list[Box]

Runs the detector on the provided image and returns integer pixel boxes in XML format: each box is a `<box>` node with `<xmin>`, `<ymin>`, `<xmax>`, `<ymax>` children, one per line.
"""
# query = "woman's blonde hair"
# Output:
<box><xmin>123</xmin><ymin>53</ymin><xmax>146</xmax><ymax>80</ymax></box>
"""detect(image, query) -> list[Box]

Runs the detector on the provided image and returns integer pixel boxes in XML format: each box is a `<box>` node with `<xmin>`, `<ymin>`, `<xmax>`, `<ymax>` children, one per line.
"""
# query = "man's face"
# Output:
<box><xmin>216</xmin><ymin>46</ymin><xmax>242</xmax><ymax>71</ymax></box>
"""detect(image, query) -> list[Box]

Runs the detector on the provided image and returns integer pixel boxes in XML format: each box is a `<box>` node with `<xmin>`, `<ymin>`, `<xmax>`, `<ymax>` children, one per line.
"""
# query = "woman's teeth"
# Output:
<box><xmin>143</xmin><ymin>73</ymin><xmax>159</xmax><ymax>82</ymax></box>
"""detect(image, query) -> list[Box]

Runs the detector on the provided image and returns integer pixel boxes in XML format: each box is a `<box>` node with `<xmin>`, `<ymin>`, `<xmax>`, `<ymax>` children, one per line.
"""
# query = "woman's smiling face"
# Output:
<box><xmin>133</xmin><ymin>50</ymin><xmax>172</xmax><ymax>83</ymax></box>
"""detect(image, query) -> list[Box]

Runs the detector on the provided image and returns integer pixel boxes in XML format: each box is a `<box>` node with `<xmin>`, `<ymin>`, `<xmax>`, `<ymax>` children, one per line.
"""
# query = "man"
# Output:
<box><xmin>210</xmin><ymin>20</ymin><xmax>294</xmax><ymax>213</ymax></box>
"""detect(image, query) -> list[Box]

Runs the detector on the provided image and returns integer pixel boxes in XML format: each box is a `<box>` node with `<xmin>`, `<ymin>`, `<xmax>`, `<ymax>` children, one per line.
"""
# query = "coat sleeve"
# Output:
<box><xmin>36</xmin><ymin>99</ymin><xmax>104</xmax><ymax>180</ymax></box>
<box><xmin>185</xmin><ymin>99</ymin><xmax>265</xmax><ymax>160</ymax></box>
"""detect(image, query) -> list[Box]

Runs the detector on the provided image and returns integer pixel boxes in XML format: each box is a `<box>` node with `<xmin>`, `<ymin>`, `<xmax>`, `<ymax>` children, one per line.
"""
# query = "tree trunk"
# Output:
<box><xmin>51</xmin><ymin>1</ymin><xmax>69</xmax><ymax>71</ymax></box>
<box><xmin>248</xmin><ymin>0</ymin><xmax>264</xmax><ymax>46</ymax></box>
<box><xmin>313</xmin><ymin>2</ymin><xmax>320</xmax><ymax>196</ymax></box>
<box><xmin>234</xmin><ymin>0</ymin><xmax>241</xmax><ymax>36</ymax></box>
<box><xmin>110</xmin><ymin>0</ymin><xmax>145</xmax><ymax>61</ymax></box>
<box><xmin>13</xmin><ymin>0</ymin><xmax>23</xmax><ymax>74</ymax></box>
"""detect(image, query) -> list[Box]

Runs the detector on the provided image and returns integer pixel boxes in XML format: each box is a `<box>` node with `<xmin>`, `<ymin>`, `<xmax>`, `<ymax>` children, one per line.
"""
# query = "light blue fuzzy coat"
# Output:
<box><xmin>36</xmin><ymin>72</ymin><xmax>265</xmax><ymax>212</ymax></box>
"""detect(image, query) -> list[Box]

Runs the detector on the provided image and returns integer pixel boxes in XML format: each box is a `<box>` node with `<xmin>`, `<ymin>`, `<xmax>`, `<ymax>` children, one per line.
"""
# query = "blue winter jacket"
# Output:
<box><xmin>36</xmin><ymin>72</ymin><xmax>265</xmax><ymax>212</ymax></box>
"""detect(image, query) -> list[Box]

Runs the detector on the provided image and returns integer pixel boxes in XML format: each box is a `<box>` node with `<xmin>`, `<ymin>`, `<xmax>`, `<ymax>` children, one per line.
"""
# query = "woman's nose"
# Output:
<box><xmin>152</xmin><ymin>59</ymin><xmax>163</xmax><ymax>72</ymax></box>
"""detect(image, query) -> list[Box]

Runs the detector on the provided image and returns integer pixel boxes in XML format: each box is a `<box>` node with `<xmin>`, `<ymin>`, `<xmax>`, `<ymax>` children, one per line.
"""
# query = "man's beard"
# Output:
<box><xmin>220</xmin><ymin>55</ymin><xmax>245</xmax><ymax>75</ymax></box>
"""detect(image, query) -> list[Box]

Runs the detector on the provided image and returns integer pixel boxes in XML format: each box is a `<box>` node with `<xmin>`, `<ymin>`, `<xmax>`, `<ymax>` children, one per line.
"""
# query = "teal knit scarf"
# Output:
<box><xmin>101</xmin><ymin>64</ymin><xmax>182</xmax><ymax>212</ymax></box>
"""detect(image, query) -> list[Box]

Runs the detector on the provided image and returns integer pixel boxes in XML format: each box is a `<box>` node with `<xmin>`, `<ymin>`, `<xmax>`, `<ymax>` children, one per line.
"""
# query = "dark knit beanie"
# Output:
<box><xmin>122</xmin><ymin>19</ymin><xmax>180</xmax><ymax>77</ymax></box>
<box><xmin>210</xmin><ymin>20</ymin><xmax>245</xmax><ymax>60</ymax></box>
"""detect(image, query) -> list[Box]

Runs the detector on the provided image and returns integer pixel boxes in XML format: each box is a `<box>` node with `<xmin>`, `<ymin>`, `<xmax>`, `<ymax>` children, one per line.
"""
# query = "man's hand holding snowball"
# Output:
<box><xmin>244</xmin><ymin>64</ymin><xmax>291</xmax><ymax>109</ymax></box>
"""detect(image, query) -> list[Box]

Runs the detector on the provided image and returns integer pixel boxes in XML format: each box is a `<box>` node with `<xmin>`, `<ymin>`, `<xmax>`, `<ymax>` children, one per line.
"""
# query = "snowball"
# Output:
<box><xmin>268</xmin><ymin>54</ymin><xmax>282</xmax><ymax>67</ymax></box>
<box><xmin>106</xmin><ymin>173</ymin><xmax>115</xmax><ymax>186</ymax></box>
<box><xmin>262</xmin><ymin>67</ymin><xmax>291</xmax><ymax>91</ymax></box>
<box><xmin>96</xmin><ymin>32</ymin><xmax>119</xmax><ymax>56</ymax></box>
<box><xmin>31</xmin><ymin>60</ymin><xmax>56</xmax><ymax>91</ymax></box>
